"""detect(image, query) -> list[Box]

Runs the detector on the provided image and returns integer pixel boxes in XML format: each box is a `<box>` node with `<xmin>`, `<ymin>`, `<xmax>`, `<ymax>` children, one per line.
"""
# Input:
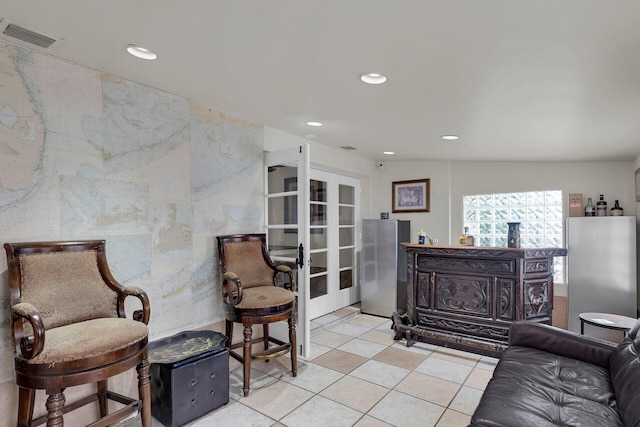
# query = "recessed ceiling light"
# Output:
<box><xmin>360</xmin><ymin>73</ymin><xmax>388</xmax><ymax>85</ymax></box>
<box><xmin>441</xmin><ymin>135</ymin><xmax>459</xmax><ymax>140</ymax></box>
<box><xmin>305</xmin><ymin>134</ymin><xmax>316</xmax><ymax>139</ymax></box>
<box><xmin>125</xmin><ymin>44</ymin><xmax>157</xmax><ymax>60</ymax></box>
<box><xmin>383</xmin><ymin>151</ymin><xmax>395</xmax><ymax>155</ymax></box>
<box><xmin>306</xmin><ymin>121</ymin><xmax>323</xmax><ymax>127</ymax></box>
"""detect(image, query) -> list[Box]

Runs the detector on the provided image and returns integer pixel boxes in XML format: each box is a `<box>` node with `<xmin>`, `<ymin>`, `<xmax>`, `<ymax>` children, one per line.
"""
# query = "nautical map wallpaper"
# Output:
<box><xmin>0</xmin><ymin>41</ymin><xmax>264</xmax><ymax>382</ymax></box>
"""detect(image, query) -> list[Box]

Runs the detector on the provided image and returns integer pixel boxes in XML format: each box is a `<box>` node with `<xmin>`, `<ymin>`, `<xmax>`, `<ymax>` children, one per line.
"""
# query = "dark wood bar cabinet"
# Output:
<box><xmin>392</xmin><ymin>244</ymin><xmax>567</xmax><ymax>357</ymax></box>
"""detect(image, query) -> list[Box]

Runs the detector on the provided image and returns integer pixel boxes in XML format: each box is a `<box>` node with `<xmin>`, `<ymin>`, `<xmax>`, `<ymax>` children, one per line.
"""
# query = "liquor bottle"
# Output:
<box><xmin>611</xmin><ymin>200</ymin><xmax>624</xmax><ymax>216</ymax></box>
<box><xmin>418</xmin><ymin>229</ymin><xmax>426</xmax><ymax>244</ymax></box>
<box><xmin>458</xmin><ymin>226</ymin><xmax>474</xmax><ymax>246</ymax></box>
<box><xmin>596</xmin><ymin>194</ymin><xmax>607</xmax><ymax>216</ymax></box>
<box><xmin>584</xmin><ymin>198</ymin><xmax>595</xmax><ymax>217</ymax></box>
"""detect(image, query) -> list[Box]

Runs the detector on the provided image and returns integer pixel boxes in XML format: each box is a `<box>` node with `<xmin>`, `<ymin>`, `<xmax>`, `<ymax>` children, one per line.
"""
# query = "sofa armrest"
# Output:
<box><xmin>508</xmin><ymin>321</ymin><xmax>616</xmax><ymax>368</ymax></box>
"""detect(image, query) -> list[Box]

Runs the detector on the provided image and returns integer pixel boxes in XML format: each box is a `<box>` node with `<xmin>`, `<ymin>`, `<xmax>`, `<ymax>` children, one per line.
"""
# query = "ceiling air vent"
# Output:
<box><xmin>340</xmin><ymin>146</ymin><xmax>358</xmax><ymax>151</ymax></box>
<box><xmin>0</xmin><ymin>19</ymin><xmax>63</xmax><ymax>50</ymax></box>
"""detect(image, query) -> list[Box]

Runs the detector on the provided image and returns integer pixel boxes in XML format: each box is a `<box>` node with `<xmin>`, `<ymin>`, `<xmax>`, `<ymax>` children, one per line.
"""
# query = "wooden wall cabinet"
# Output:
<box><xmin>392</xmin><ymin>244</ymin><xmax>567</xmax><ymax>357</ymax></box>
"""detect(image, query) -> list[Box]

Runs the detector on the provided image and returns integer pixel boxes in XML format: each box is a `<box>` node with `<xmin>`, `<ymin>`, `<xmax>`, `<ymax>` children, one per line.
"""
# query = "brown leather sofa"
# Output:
<box><xmin>469</xmin><ymin>319</ymin><xmax>640</xmax><ymax>427</ymax></box>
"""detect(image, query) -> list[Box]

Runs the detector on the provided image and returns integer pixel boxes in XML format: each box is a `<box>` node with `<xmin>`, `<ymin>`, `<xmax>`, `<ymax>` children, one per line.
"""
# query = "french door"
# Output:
<box><xmin>308</xmin><ymin>170</ymin><xmax>360</xmax><ymax>320</ymax></box>
<box><xmin>264</xmin><ymin>145</ymin><xmax>361</xmax><ymax>357</ymax></box>
<box><xmin>264</xmin><ymin>145</ymin><xmax>311</xmax><ymax>359</ymax></box>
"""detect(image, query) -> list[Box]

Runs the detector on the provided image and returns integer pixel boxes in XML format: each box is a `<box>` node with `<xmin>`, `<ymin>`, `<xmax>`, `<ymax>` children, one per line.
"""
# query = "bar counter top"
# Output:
<box><xmin>402</xmin><ymin>243</ymin><xmax>567</xmax><ymax>258</ymax></box>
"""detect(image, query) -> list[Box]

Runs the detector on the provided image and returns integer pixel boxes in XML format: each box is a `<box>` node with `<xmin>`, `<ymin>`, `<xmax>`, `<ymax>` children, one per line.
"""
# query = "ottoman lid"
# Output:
<box><xmin>149</xmin><ymin>330</ymin><xmax>228</xmax><ymax>367</ymax></box>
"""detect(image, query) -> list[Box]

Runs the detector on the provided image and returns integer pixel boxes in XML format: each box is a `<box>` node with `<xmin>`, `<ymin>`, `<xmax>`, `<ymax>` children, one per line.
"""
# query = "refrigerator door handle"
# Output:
<box><xmin>296</xmin><ymin>243</ymin><xmax>304</xmax><ymax>269</ymax></box>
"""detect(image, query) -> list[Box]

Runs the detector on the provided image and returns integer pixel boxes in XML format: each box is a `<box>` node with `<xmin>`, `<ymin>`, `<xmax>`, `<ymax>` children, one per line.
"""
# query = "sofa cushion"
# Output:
<box><xmin>471</xmin><ymin>346</ymin><xmax>623</xmax><ymax>427</ymax></box>
<box><xmin>609</xmin><ymin>321</ymin><xmax>640</xmax><ymax>427</ymax></box>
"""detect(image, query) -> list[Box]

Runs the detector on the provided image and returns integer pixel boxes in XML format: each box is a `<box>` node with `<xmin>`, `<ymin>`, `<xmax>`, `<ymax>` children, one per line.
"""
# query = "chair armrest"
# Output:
<box><xmin>117</xmin><ymin>286</ymin><xmax>151</xmax><ymax>325</ymax></box>
<box><xmin>275</xmin><ymin>265</ymin><xmax>295</xmax><ymax>293</ymax></box>
<box><xmin>223</xmin><ymin>271</ymin><xmax>244</xmax><ymax>306</ymax></box>
<box><xmin>508</xmin><ymin>321</ymin><xmax>616</xmax><ymax>368</ymax></box>
<box><xmin>11</xmin><ymin>302</ymin><xmax>45</xmax><ymax>360</ymax></box>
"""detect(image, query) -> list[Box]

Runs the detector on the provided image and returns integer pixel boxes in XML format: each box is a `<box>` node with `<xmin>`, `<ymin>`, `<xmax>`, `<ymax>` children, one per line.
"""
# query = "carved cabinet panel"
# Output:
<box><xmin>434</xmin><ymin>274</ymin><xmax>491</xmax><ymax>316</ymax></box>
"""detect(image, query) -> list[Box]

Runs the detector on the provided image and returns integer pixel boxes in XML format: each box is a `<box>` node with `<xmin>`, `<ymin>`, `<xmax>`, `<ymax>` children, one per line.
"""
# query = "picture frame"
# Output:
<box><xmin>635</xmin><ymin>168</ymin><xmax>640</xmax><ymax>202</ymax></box>
<box><xmin>392</xmin><ymin>178</ymin><xmax>430</xmax><ymax>213</ymax></box>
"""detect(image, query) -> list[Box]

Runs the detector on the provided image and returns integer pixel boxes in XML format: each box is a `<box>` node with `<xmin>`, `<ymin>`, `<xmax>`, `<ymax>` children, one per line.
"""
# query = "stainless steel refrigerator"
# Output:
<box><xmin>566</xmin><ymin>216</ymin><xmax>637</xmax><ymax>340</ymax></box>
<box><xmin>361</xmin><ymin>219</ymin><xmax>411</xmax><ymax>317</ymax></box>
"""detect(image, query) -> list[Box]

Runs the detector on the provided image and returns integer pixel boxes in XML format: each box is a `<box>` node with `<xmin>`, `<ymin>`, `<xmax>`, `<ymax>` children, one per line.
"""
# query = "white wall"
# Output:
<box><xmin>264</xmin><ymin>127</ymin><xmax>378</xmax><ymax>220</ymax></box>
<box><xmin>450</xmin><ymin>161</ymin><xmax>637</xmax><ymax>242</ymax></box>
<box><xmin>372</xmin><ymin>160</ymin><xmax>636</xmax><ymax>242</ymax></box>
<box><xmin>371</xmin><ymin>160</ymin><xmax>452</xmax><ymax>244</ymax></box>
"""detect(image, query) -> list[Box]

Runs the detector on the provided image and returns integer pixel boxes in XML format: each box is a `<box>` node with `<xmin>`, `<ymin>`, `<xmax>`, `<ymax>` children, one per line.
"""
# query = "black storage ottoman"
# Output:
<box><xmin>148</xmin><ymin>330</ymin><xmax>229</xmax><ymax>427</ymax></box>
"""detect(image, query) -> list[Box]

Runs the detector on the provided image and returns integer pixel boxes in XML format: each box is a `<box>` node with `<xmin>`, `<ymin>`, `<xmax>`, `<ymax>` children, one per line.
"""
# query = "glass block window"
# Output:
<box><xmin>463</xmin><ymin>190</ymin><xmax>564</xmax><ymax>281</ymax></box>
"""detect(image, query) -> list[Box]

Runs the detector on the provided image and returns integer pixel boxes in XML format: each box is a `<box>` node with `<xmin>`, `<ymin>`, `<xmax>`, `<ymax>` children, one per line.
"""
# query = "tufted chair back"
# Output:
<box><xmin>218</xmin><ymin>237</ymin><xmax>277</xmax><ymax>289</ymax></box>
<box><xmin>17</xmin><ymin>250</ymin><xmax>118</xmax><ymax>330</ymax></box>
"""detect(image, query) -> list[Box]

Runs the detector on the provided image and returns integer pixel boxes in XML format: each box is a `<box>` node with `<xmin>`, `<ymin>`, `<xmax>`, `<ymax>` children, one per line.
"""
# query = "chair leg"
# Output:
<box><xmin>242</xmin><ymin>324</ymin><xmax>253</xmax><ymax>397</ymax></box>
<box><xmin>225</xmin><ymin>319</ymin><xmax>234</xmax><ymax>348</ymax></box>
<box><xmin>17</xmin><ymin>387</ymin><xmax>35</xmax><ymax>427</ymax></box>
<box><xmin>97</xmin><ymin>379</ymin><xmax>108</xmax><ymax>417</ymax></box>
<box><xmin>45</xmin><ymin>391</ymin><xmax>65</xmax><ymax>427</ymax></box>
<box><xmin>289</xmin><ymin>314</ymin><xmax>298</xmax><ymax>377</ymax></box>
<box><xmin>137</xmin><ymin>359</ymin><xmax>152</xmax><ymax>427</ymax></box>
<box><xmin>262</xmin><ymin>324</ymin><xmax>269</xmax><ymax>350</ymax></box>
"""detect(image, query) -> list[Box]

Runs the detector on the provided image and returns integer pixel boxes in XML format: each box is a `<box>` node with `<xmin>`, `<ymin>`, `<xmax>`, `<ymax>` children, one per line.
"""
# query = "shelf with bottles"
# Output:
<box><xmin>584</xmin><ymin>194</ymin><xmax>624</xmax><ymax>217</ymax></box>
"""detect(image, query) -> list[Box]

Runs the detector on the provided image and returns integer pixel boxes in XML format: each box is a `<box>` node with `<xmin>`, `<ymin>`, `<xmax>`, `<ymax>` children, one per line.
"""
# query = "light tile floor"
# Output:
<box><xmin>148</xmin><ymin>307</ymin><xmax>498</xmax><ymax>427</ymax></box>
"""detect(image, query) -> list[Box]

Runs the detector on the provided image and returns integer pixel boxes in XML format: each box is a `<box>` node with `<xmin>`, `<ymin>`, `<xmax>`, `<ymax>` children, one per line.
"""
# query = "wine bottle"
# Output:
<box><xmin>611</xmin><ymin>200</ymin><xmax>624</xmax><ymax>216</ymax></box>
<box><xmin>596</xmin><ymin>194</ymin><xmax>607</xmax><ymax>216</ymax></box>
<box><xmin>584</xmin><ymin>198</ymin><xmax>595</xmax><ymax>217</ymax></box>
<box><xmin>458</xmin><ymin>226</ymin><xmax>474</xmax><ymax>246</ymax></box>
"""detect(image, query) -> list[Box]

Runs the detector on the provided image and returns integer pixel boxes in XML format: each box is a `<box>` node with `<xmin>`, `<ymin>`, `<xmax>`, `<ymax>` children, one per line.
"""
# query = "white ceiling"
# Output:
<box><xmin>3</xmin><ymin>1</ymin><xmax>640</xmax><ymax>162</ymax></box>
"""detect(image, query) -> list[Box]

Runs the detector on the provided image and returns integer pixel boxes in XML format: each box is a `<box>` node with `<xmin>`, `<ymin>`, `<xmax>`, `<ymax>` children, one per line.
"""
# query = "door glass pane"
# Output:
<box><xmin>311</xmin><ymin>179</ymin><xmax>327</xmax><ymax>229</ymax></box>
<box><xmin>268</xmin><ymin>195</ymin><xmax>297</xmax><ymax>227</ymax></box>
<box><xmin>339</xmin><ymin>206</ymin><xmax>354</xmax><ymax>226</ymax></box>
<box><xmin>310</xmin><ymin>275</ymin><xmax>327</xmax><ymax>299</ymax></box>
<box><xmin>309</xmin><ymin>230</ymin><xmax>327</xmax><ymax>250</ymax></box>
<box><xmin>339</xmin><ymin>227</ymin><xmax>354</xmax><ymax>246</ymax></box>
<box><xmin>339</xmin><ymin>185</ymin><xmax>354</xmax><ymax>204</ymax></box>
<box><xmin>267</xmin><ymin>229</ymin><xmax>298</xmax><ymax>258</ymax></box>
<box><xmin>268</xmin><ymin>164</ymin><xmax>298</xmax><ymax>230</ymax></box>
<box><xmin>310</xmin><ymin>251</ymin><xmax>327</xmax><ymax>299</ymax></box>
<box><xmin>311</xmin><ymin>180</ymin><xmax>327</xmax><ymax>202</ymax></box>
<box><xmin>311</xmin><ymin>251</ymin><xmax>327</xmax><ymax>274</ymax></box>
<box><xmin>311</xmin><ymin>204</ymin><xmax>327</xmax><ymax>226</ymax></box>
<box><xmin>340</xmin><ymin>269</ymin><xmax>353</xmax><ymax>290</ymax></box>
<box><xmin>339</xmin><ymin>247</ymin><xmax>354</xmax><ymax>290</ymax></box>
<box><xmin>268</xmin><ymin>165</ymin><xmax>297</xmax><ymax>192</ymax></box>
<box><xmin>339</xmin><ymin>248</ymin><xmax>354</xmax><ymax>269</ymax></box>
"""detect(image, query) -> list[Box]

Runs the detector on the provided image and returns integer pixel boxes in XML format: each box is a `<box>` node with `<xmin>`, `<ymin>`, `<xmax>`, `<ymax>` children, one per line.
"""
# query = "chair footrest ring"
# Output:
<box><xmin>86</xmin><ymin>399</ymin><xmax>141</xmax><ymax>427</ymax></box>
<box><xmin>253</xmin><ymin>344</ymin><xmax>291</xmax><ymax>360</ymax></box>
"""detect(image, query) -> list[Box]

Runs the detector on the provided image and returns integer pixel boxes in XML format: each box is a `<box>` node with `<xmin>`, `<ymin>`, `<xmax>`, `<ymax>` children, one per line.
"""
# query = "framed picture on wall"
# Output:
<box><xmin>636</xmin><ymin>168</ymin><xmax>640</xmax><ymax>202</ymax></box>
<box><xmin>392</xmin><ymin>179</ymin><xmax>430</xmax><ymax>213</ymax></box>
